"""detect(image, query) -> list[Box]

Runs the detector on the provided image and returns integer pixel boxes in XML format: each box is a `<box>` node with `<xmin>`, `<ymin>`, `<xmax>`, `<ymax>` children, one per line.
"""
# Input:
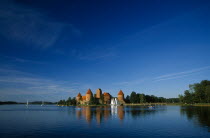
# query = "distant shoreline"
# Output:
<box><xmin>0</xmin><ymin>101</ymin><xmax>56</xmax><ymax>105</ymax></box>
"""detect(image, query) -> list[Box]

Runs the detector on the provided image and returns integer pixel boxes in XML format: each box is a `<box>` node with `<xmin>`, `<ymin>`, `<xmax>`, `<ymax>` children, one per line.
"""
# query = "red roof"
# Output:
<box><xmin>86</xmin><ymin>89</ymin><xmax>92</xmax><ymax>94</ymax></box>
<box><xmin>118</xmin><ymin>90</ymin><xmax>124</xmax><ymax>95</ymax></box>
<box><xmin>104</xmin><ymin>92</ymin><xmax>110</xmax><ymax>96</ymax></box>
<box><xmin>77</xmin><ymin>93</ymin><xmax>82</xmax><ymax>97</ymax></box>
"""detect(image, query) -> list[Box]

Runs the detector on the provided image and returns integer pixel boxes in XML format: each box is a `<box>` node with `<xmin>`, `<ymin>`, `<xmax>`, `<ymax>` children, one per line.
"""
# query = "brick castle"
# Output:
<box><xmin>76</xmin><ymin>89</ymin><xmax>125</xmax><ymax>105</ymax></box>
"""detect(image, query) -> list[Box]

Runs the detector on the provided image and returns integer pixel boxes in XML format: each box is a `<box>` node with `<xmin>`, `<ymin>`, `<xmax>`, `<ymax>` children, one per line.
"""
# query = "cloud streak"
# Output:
<box><xmin>1</xmin><ymin>55</ymin><xmax>44</xmax><ymax>64</ymax></box>
<box><xmin>0</xmin><ymin>67</ymin><xmax>86</xmax><ymax>101</ymax></box>
<box><xmin>113</xmin><ymin>66</ymin><xmax>210</xmax><ymax>87</ymax></box>
<box><xmin>154</xmin><ymin>66</ymin><xmax>210</xmax><ymax>81</ymax></box>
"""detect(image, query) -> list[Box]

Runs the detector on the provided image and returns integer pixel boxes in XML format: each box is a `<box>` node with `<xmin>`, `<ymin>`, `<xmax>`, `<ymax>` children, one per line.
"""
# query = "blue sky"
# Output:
<box><xmin>0</xmin><ymin>0</ymin><xmax>210</xmax><ymax>102</ymax></box>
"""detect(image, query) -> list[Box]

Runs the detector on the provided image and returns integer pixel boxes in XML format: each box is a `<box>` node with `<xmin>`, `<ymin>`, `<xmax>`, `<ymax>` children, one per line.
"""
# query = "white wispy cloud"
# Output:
<box><xmin>0</xmin><ymin>68</ymin><xmax>33</xmax><ymax>76</ymax></box>
<box><xmin>0</xmin><ymin>0</ymin><xmax>80</xmax><ymax>49</ymax></box>
<box><xmin>1</xmin><ymin>55</ymin><xmax>44</xmax><ymax>64</ymax></box>
<box><xmin>112</xmin><ymin>66</ymin><xmax>210</xmax><ymax>87</ymax></box>
<box><xmin>154</xmin><ymin>66</ymin><xmax>210</xmax><ymax>81</ymax></box>
<box><xmin>0</xmin><ymin>67</ymin><xmax>86</xmax><ymax>101</ymax></box>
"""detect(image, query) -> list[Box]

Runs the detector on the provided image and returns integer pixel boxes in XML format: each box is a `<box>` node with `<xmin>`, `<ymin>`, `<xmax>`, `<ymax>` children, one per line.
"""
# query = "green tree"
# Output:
<box><xmin>179</xmin><ymin>94</ymin><xmax>184</xmax><ymax>103</ymax></box>
<box><xmin>139</xmin><ymin>94</ymin><xmax>145</xmax><ymax>103</ymax></box>
<box><xmin>66</xmin><ymin>97</ymin><xmax>72</xmax><ymax>106</ymax></box>
<box><xmin>125</xmin><ymin>95</ymin><xmax>130</xmax><ymax>103</ymax></box>
<box><xmin>205</xmin><ymin>85</ymin><xmax>210</xmax><ymax>103</ymax></box>
<box><xmin>72</xmin><ymin>97</ymin><xmax>77</xmax><ymax>105</ymax></box>
<box><xmin>158</xmin><ymin>97</ymin><xmax>166</xmax><ymax>103</ymax></box>
<box><xmin>150</xmin><ymin>95</ymin><xmax>156</xmax><ymax>103</ymax></box>
<box><xmin>183</xmin><ymin>90</ymin><xmax>193</xmax><ymax>104</ymax></box>
<box><xmin>193</xmin><ymin>83</ymin><xmax>205</xmax><ymax>103</ymax></box>
<box><xmin>130</xmin><ymin>91</ymin><xmax>137</xmax><ymax>103</ymax></box>
<box><xmin>58</xmin><ymin>99</ymin><xmax>66</xmax><ymax>105</ymax></box>
<box><xmin>180</xmin><ymin>80</ymin><xmax>210</xmax><ymax>104</ymax></box>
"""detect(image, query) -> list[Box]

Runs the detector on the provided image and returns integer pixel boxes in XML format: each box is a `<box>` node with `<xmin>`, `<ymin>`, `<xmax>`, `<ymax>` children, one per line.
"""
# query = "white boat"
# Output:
<box><xmin>26</xmin><ymin>100</ymin><xmax>29</xmax><ymax>106</ymax></box>
<box><xmin>41</xmin><ymin>101</ymin><xmax>44</xmax><ymax>106</ymax></box>
<box><xmin>148</xmin><ymin>106</ymin><xmax>155</xmax><ymax>109</ymax></box>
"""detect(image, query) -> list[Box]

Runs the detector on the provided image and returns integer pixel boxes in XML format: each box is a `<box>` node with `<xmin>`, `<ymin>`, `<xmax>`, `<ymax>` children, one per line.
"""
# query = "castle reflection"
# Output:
<box><xmin>75</xmin><ymin>105</ymin><xmax>166</xmax><ymax>125</ymax></box>
<box><xmin>76</xmin><ymin>106</ymin><xmax>125</xmax><ymax>124</ymax></box>
<box><xmin>117</xmin><ymin>106</ymin><xmax>125</xmax><ymax>120</ymax></box>
<box><xmin>76</xmin><ymin>105</ymin><xmax>210</xmax><ymax>129</ymax></box>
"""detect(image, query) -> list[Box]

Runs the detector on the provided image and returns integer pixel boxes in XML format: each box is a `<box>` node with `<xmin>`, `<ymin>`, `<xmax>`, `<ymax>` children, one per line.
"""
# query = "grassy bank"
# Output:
<box><xmin>188</xmin><ymin>103</ymin><xmax>210</xmax><ymax>106</ymax></box>
<box><xmin>125</xmin><ymin>103</ymin><xmax>210</xmax><ymax>106</ymax></box>
<box><xmin>171</xmin><ymin>103</ymin><xmax>210</xmax><ymax>106</ymax></box>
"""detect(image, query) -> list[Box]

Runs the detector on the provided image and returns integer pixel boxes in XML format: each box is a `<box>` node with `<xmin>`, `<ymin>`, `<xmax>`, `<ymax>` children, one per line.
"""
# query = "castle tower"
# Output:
<box><xmin>86</xmin><ymin>89</ymin><xmax>93</xmax><ymax>102</ymax></box>
<box><xmin>82</xmin><ymin>96</ymin><xmax>86</xmax><ymax>104</ymax></box>
<box><xmin>118</xmin><ymin>90</ymin><xmax>125</xmax><ymax>104</ymax></box>
<box><xmin>96</xmin><ymin>88</ymin><xmax>102</xmax><ymax>99</ymax></box>
<box><xmin>103</xmin><ymin>92</ymin><xmax>111</xmax><ymax>104</ymax></box>
<box><xmin>76</xmin><ymin>93</ymin><xmax>82</xmax><ymax>102</ymax></box>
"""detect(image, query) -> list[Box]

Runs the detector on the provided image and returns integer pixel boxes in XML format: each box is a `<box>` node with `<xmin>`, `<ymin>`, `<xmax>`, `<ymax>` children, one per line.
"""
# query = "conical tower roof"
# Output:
<box><xmin>86</xmin><ymin>89</ymin><xmax>92</xmax><ymax>94</ymax></box>
<box><xmin>77</xmin><ymin>93</ymin><xmax>82</xmax><ymax>97</ymax></box>
<box><xmin>118</xmin><ymin>90</ymin><xmax>124</xmax><ymax>95</ymax></box>
<box><xmin>103</xmin><ymin>92</ymin><xmax>110</xmax><ymax>96</ymax></box>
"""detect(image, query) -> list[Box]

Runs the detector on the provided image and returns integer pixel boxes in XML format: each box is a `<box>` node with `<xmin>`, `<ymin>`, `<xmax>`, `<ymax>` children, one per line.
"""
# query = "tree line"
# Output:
<box><xmin>57</xmin><ymin>97</ymin><xmax>77</xmax><ymax>106</ymax></box>
<box><xmin>125</xmin><ymin>91</ymin><xmax>179</xmax><ymax>104</ymax></box>
<box><xmin>0</xmin><ymin>101</ymin><xmax>18</xmax><ymax>105</ymax></box>
<box><xmin>179</xmin><ymin>80</ymin><xmax>210</xmax><ymax>104</ymax></box>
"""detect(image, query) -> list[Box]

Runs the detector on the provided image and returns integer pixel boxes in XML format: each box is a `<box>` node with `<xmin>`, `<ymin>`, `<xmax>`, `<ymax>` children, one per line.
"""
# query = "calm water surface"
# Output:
<box><xmin>0</xmin><ymin>105</ymin><xmax>210</xmax><ymax>137</ymax></box>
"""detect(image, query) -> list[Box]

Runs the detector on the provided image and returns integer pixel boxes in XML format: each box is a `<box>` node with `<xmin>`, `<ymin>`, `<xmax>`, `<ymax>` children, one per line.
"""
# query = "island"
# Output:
<box><xmin>76</xmin><ymin>89</ymin><xmax>125</xmax><ymax>105</ymax></box>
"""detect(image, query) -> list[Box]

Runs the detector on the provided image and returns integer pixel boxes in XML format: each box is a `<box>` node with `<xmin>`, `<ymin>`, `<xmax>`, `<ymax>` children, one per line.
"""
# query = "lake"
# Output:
<box><xmin>0</xmin><ymin>105</ymin><xmax>210</xmax><ymax>137</ymax></box>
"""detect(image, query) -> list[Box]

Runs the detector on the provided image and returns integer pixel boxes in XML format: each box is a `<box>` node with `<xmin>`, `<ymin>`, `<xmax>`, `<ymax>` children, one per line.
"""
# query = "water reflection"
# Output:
<box><xmin>76</xmin><ymin>106</ymin><xmax>118</xmax><ymax>124</ymax></box>
<box><xmin>181</xmin><ymin>106</ymin><xmax>210</xmax><ymax>132</ymax></box>
<box><xmin>75</xmin><ymin>105</ymin><xmax>166</xmax><ymax>124</ymax></box>
<box><xmin>117</xmin><ymin>106</ymin><xmax>125</xmax><ymax>120</ymax></box>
